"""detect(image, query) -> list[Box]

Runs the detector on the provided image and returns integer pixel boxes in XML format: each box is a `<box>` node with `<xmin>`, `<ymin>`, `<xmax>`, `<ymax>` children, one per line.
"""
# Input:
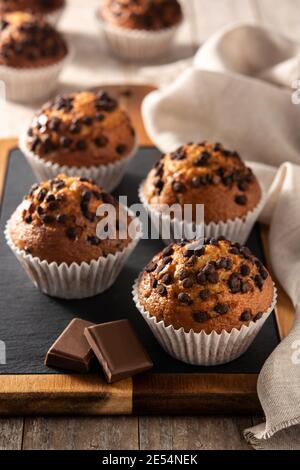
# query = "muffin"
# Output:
<box><xmin>6</xmin><ymin>175</ymin><xmax>141</xmax><ymax>298</ymax></box>
<box><xmin>0</xmin><ymin>0</ymin><xmax>66</xmax><ymax>25</ymax></box>
<box><xmin>97</xmin><ymin>0</ymin><xmax>183</xmax><ymax>60</ymax></box>
<box><xmin>140</xmin><ymin>142</ymin><xmax>264</xmax><ymax>244</ymax></box>
<box><xmin>133</xmin><ymin>238</ymin><xmax>276</xmax><ymax>365</ymax></box>
<box><xmin>20</xmin><ymin>90</ymin><xmax>137</xmax><ymax>191</ymax></box>
<box><xmin>0</xmin><ymin>12</ymin><xmax>69</xmax><ymax>102</ymax></box>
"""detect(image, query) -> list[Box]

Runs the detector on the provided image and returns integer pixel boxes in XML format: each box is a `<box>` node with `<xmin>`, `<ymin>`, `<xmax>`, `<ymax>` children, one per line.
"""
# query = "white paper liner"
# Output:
<box><xmin>0</xmin><ymin>46</ymin><xmax>71</xmax><ymax>103</ymax></box>
<box><xmin>20</xmin><ymin>134</ymin><xmax>138</xmax><ymax>193</ymax></box>
<box><xmin>5</xmin><ymin>215</ymin><xmax>141</xmax><ymax>300</ymax></box>
<box><xmin>133</xmin><ymin>279</ymin><xmax>277</xmax><ymax>366</ymax></box>
<box><xmin>139</xmin><ymin>181</ymin><xmax>266</xmax><ymax>245</ymax></box>
<box><xmin>96</xmin><ymin>11</ymin><xmax>181</xmax><ymax>61</ymax></box>
<box><xmin>45</xmin><ymin>5</ymin><xmax>65</xmax><ymax>26</ymax></box>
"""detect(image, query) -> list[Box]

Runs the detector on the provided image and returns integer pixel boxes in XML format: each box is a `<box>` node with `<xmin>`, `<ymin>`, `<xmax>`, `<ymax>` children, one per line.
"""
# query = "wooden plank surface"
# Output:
<box><xmin>1</xmin><ymin>0</ymin><xmax>298</xmax><ymax>451</ymax></box>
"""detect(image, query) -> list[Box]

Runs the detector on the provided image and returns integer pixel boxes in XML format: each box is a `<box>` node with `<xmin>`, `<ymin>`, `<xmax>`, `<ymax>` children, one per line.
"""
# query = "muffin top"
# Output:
<box><xmin>138</xmin><ymin>238</ymin><xmax>274</xmax><ymax>334</ymax></box>
<box><xmin>0</xmin><ymin>11</ymin><xmax>67</xmax><ymax>67</ymax></box>
<box><xmin>100</xmin><ymin>0</ymin><xmax>182</xmax><ymax>31</ymax></box>
<box><xmin>143</xmin><ymin>142</ymin><xmax>262</xmax><ymax>224</ymax></box>
<box><xmin>0</xmin><ymin>0</ymin><xmax>64</xmax><ymax>15</ymax></box>
<box><xmin>25</xmin><ymin>91</ymin><xmax>136</xmax><ymax>168</ymax></box>
<box><xmin>8</xmin><ymin>175</ymin><xmax>134</xmax><ymax>265</ymax></box>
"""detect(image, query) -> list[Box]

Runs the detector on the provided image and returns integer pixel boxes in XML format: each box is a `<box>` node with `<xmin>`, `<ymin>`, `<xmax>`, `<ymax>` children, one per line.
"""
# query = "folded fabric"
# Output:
<box><xmin>142</xmin><ymin>23</ymin><xmax>300</xmax><ymax>450</ymax></box>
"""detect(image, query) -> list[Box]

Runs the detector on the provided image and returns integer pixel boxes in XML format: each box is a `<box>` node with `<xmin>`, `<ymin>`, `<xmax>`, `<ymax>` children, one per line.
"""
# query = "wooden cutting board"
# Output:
<box><xmin>0</xmin><ymin>85</ymin><xmax>295</xmax><ymax>416</ymax></box>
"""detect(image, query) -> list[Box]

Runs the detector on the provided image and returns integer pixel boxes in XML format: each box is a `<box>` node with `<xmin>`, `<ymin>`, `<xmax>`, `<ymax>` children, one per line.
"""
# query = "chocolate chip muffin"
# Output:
<box><xmin>0</xmin><ymin>0</ymin><xmax>65</xmax><ymax>16</ymax></box>
<box><xmin>137</xmin><ymin>238</ymin><xmax>274</xmax><ymax>334</ymax></box>
<box><xmin>7</xmin><ymin>174</ymin><xmax>133</xmax><ymax>265</ymax></box>
<box><xmin>100</xmin><ymin>0</ymin><xmax>182</xmax><ymax>31</ymax></box>
<box><xmin>24</xmin><ymin>91</ymin><xmax>136</xmax><ymax>168</ymax></box>
<box><xmin>143</xmin><ymin>142</ymin><xmax>262</xmax><ymax>224</ymax></box>
<box><xmin>0</xmin><ymin>12</ymin><xmax>67</xmax><ymax>68</ymax></box>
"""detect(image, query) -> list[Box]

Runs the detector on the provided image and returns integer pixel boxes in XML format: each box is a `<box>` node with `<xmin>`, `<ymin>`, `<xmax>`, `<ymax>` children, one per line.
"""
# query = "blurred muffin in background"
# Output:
<box><xmin>21</xmin><ymin>90</ymin><xmax>137</xmax><ymax>191</ymax></box>
<box><xmin>0</xmin><ymin>0</ymin><xmax>66</xmax><ymax>25</ymax></box>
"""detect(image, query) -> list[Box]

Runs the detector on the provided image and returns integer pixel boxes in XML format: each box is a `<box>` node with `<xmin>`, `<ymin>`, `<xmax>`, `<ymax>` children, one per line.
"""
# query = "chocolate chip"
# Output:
<box><xmin>36</xmin><ymin>188</ymin><xmax>48</xmax><ymax>202</ymax></box>
<box><xmin>69</xmin><ymin>122</ymin><xmax>81</xmax><ymax>134</ymax></box>
<box><xmin>216</xmin><ymin>257</ymin><xmax>228</xmax><ymax>270</ymax></box>
<box><xmin>48</xmin><ymin>117</ymin><xmax>61</xmax><ymax>131</ymax></box>
<box><xmin>25</xmin><ymin>214</ymin><xmax>32</xmax><ymax>224</ymax></box>
<box><xmin>195</xmin><ymin>247</ymin><xmax>205</xmax><ymax>256</ymax></box>
<box><xmin>199</xmin><ymin>289</ymin><xmax>211</xmax><ymax>300</ymax></box>
<box><xmin>240</xmin><ymin>309</ymin><xmax>252</xmax><ymax>322</ymax></box>
<box><xmin>41</xmin><ymin>215</ymin><xmax>55</xmax><ymax>224</ymax></box>
<box><xmin>82</xmin><ymin>116</ymin><xmax>93</xmax><ymax>126</ymax></box>
<box><xmin>66</xmin><ymin>227</ymin><xmax>77</xmax><ymax>240</ymax></box>
<box><xmin>183</xmin><ymin>249</ymin><xmax>194</xmax><ymax>258</ymax></box>
<box><xmin>235</xmin><ymin>195</ymin><xmax>247</xmax><ymax>206</ymax></box>
<box><xmin>178</xmin><ymin>292</ymin><xmax>193</xmax><ymax>305</ymax></box>
<box><xmin>94</xmin><ymin>136</ymin><xmax>108</xmax><ymax>147</ymax></box>
<box><xmin>57</xmin><ymin>214</ymin><xmax>67</xmax><ymax>224</ymax></box>
<box><xmin>228</xmin><ymin>273</ymin><xmax>241</xmax><ymax>293</ymax></box>
<box><xmin>161</xmin><ymin>273</ymin><xmax>172</xmax><ymax>285</ymax></box>
<box><xmin>172</xmin><ymin>181</ymin><xmax>185</xmax><ymax>193</ymax></box>
<box><xmin>153</xmin><ymin>178</ymin><xmax>164</xmax><ymax>192</ymax></box>
<box><xmin>116</xmin><ymin>144</ymin><xmax>127</xmax><ymax>155</ymax></box>
<box><xmin>183</xmin><ymin>278</ymin><xmax>193</xmax><ymax>288</ymax></box>
<box><xmin>193</xmin><ymin>311</ymin><xmax>209</xmax><ymax>323</ymax></box>
<box><xmin>253</xmin><ymin>312</ymin><xmax>263</xmax><ymax>322</ymax></box>
<box><xmin>151</xmin><ymin>277</ymin><xmax>158</xmax><ymax>289</ymax></box>
<box><xmin>170</xmin><ymin>147</ymin><xmax>186</xmax><ymax>161</ymax></box>
<box><xmin>207</xmin><ymin>272</ymin><xmax>219</xmax><ymax>284</ymax></box>
<box><xmin>194</xmin><ymin>151</ymin><xmax>210</xmax><ymax>167</ymax></box>
<box><xmin>48</xmin><ymin>201</ymin><xmax>59</xmax><ymax>211</ymax></box>
<box><xmin>240</xmin><ymin>264</ymin><xmax>250</xmax><ymax>277</ymax></box>
<box><xmin>76</xmin><ymin>140</ymin><xmax>87</xmax><ymax>151</ymax></box>
<box><xmin>260</xmin><ymin>269</ymin><xmax>269</xmax><ymax>280</ymax></box>
<box><xmin>186</xmin><ymin>255</ymin><xmax>197</xmax><ymax>267</ymax></box>
<box><xmin>145</xmin><ymin>262</ymin><xmax>157</xmax><ymax>273</ymax></box>
<box><xmin>36</xmin><ymin>206</ymin><xmax>44</xmax><ymax>215</ymax></box>
<box><xmin>214</xmin><ymin>303</ymin><xmax>229</xmax><ymax>315</ymax></box>
<box><xmin>241</xmin><ymin>281</ymin><xmax>251</xmax><ymax>293</ymax></box>
<box><xmin>60</xmin><ymin>136</ymin><xmax>72</xmax><ymax>148</ymax></box>
<box><xmin>197</xmin><ymin>272</ymin><xmax>207</xmax><ymax>285</ymax></box>
<box><xmin>87</xmin><ymin>235</ymin><xmax>100</xmax><ymax>246</ymax></box>
<box><xmin>162</xmin><ymin>245</ymin><xmax>174</xmax><ymax>257</ymax></box>
<box><xmin>191</xmin><ymin>176</ymin><xmax>202</xmax><ymax>188</ymax></box>
<box><xmin>203</xmin><ymin>262</ymin><xmax>216</xmax><ymax>275</ymax></box>
<box><xmin>240</xmin><ymin>246</ymin><xmax>252</xmax><ymax>260</ymax></box>
<box><xmin>95</xmin><ymin>113</ymin><xmax>105</xmax><ymax>121</ymax></box>
<box><xmin>210</xmin><ymin>238</ymin><xmax>218</xmax><ymax>246</ymax></box>
<box><xmin>238</xmin><ymin>180</ymin><xmax>248</xmax><ymax>192</ymax></box>
<box><xmin>254</xmin><ymin>274</ymin><xmax>263</xmax><ymax>290</ymax></box>
<box><xmin>51</xmin><ymin>179</ymin><xmax>66</xmax><ymax>190</ymax></box>
<box><xmin>179</xmin><ymin>269</ymin><xmax>189</xmax><ymax>281</ymax></box>
<box><xmin>157</xmin><ymin>284</ymin><xmax>167</xmax><ymax>297</ymax></box>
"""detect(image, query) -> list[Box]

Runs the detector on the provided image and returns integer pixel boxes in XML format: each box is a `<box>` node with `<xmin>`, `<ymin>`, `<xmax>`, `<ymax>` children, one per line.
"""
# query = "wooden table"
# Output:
<box><xmin>0</xmin><ymin>0</ymin><xmax>298</xmax><ymax>451</ymax></box>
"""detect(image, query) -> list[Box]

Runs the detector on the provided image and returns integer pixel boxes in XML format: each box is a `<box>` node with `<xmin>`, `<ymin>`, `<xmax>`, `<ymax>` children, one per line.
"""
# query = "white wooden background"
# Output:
<box><xmin>0</xmin><ymin>0</ymin><xmax>299</xmax><ymax>450</ymax></box>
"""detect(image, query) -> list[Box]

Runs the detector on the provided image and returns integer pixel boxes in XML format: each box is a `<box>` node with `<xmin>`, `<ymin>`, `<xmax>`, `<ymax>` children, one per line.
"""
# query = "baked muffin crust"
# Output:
<box><xmin>143</xmin><ymin>142</ymin><xmax>262</xmax><ymax>223</ymax></box>
<box><xmin>8</xmin><ymin>175</ymin><xmax>133</xmax><ymax>265</ymax></box>
<box><xmin>0</xmin><ymin>0</ymin><xmax>64</xmax><ymax>15</ymax></box>
<box><xmin>0</xmin><ymin>11</ymin><xmax>67</xmax><ymax>67</ymax></box>
<box><xmin>138</xmin><ymin>238</ymin><xmax>274</xmax><ymax>334</ymax></box>
<box><xmin>25</xmin><ymin>91</ymin><xmax>136</xmax><ymax>167</ymax></box>
<box><xmin>100</xmin><ymin>0</ymin><xmax>182</xmax><ymax>31</ymax></box>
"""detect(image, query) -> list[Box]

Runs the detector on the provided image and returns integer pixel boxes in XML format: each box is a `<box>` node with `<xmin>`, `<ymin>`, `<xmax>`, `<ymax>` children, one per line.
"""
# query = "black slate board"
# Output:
<box><xmin>0</xmin><ymin>147</ymin><xmax>279</xmax><ymax>375</ymax></box>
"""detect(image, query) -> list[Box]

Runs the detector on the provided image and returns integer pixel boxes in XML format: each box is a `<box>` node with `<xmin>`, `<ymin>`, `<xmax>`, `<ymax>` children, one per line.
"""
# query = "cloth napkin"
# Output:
<box><xmin>142</xmin><ymin>23</ymin><xmax>300</xmax><ymax>450</ymax></box>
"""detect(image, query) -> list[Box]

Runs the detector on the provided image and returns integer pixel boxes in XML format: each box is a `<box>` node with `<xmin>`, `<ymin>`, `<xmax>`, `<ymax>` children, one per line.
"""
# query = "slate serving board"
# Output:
<box><xmin>0</xmin><ymin>147</ymin><xmax>279</xmax><ymax>376</ymax></box>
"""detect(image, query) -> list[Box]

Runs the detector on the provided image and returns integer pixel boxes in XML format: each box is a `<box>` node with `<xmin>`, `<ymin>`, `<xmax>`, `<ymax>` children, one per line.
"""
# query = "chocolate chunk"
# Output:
<box><xmin>60</xmin><ymin>136</ymin><xmax>72</xmax><ymax>148</ymax></box>
<box><xmin>193</xmin><ymin>311</ymin><xmax>209</xmax><ymax>323</ymax></box>
<box><xmin>76</xmin><ymin>140</ymin><xmax>87</xmax><ymax>151</ymax></box>
<box><xmin>48</xmin><ymin>201</ymin><xmax>59</xmax><ymax>211</ymax></box>
<box><xmin>84</xmin><ymin>320</ymin><xmax>153</xmax><ymax>383</ymax></box>
<box><xmin>69</xmin><ymin>122</ymin><xmax>81</xmax><ymax>134</ymax></box>
<box><xmin>191</xmin><ymin>176</ymin><xmax>202</xmax><ymax>188</ymax></box>
<box><xmin>45</xmin><ymin>318</ymin><xmax>95</xmax><ymax>373</ymax></box>
<box><xmin>66</xmin><ymin>227</ymin><xmax>77</xmax><ymax>240</ymax></box>
<box><xmin>238</xmin><ymin>180</ymin><xmax>248</xmax><ymax>192</ymax></box>
<box><xmin>240</xmin><ymin>309</ymin><xmax>252</xmax><ymax>322</ymax></box>
<box><xmin>82</xmin><ymin>116</ymin><xmax>93</xmax><ymax>126</ymax></box>
<box><xmin>207</xmin><ymin>272</ymin><xmax>219</xmax><ymax>284</ymax></box>
<box><xmin>228</xmin><ymin>273</ymin><xmax>241</xmax><ymax>293</ymax></box>
<box><xmin>253</xmin><ymin>312</ymin><xmax>263</xmax><ymax>322</ymax></box>
<box><xmin>45</xmin><ymin>194</ymin><xmax>55</xmax><ymax>203</ymax></box>
<box><xmin>260</xmin><ymin>268</ymin><xmax>269</xmax><ymax>280</ymax></box>
<box><xmin>199</xmin><ymin>289</ymin><xmax>211</xmax><ymax>301</ymax></box>
<box><xmin>197</xmin><ymin>272</ymin><xmax>207</xmax><ymax>285</ymax></box>
<box><xmin>36</xmin><ymin>187</ymin><xmax>48</xmax><ymax>202</ymax></box>
<box><xmin>172</xmin><ymin>181</ymin><xmax>185</xmax><ymax>193</ymax></box>
<box><xmin>41</xmin><ymin>214</ymin><xmax>55</xmax><ymax>224</ymax></box>
<box><xmin>157</xmin><ymin>284</ymin><xmax>167</xmax><ymax>296</ymax></box>
<box><xmin>170</xmin><ymin>147</ymin><xmax>186</xmax><ymax>161</ymax></box>
<box><xmin>178</xmin><ymin>292</ymin><xmax>193</xmax><ymax>305</ymax></box>
<box><xmin>145</xmin><ymin>261</ymin><xmax>157</xmax><ymax>273</ymax></box>
<box><xmin>48</xmin><ymin>117</ymin><xmax>61</xmax><ymax>131</ymax></box>
<box><xmin>183</xmin><ymin>278</ymin><xmax>193</xmax><ymax>288</ymax></box>
<box><xmin>25</xmin><ymin>214</ymin><xmax>32</xmax><ymax>224</ymax></box>
<box><xmin>37</xmin><ymin>206</ymin><xmax>44</xmax><ymax>215</ymax></box>
<box><xmin>216</xmin><ymin>257</ymin><xmax>228</xmax><ymax>270</ymax></box>
<box><xmin>214</xmin><ymin>303</ymin><xmax>229</xmax><ymax>315</ymax></box>
<box><xmin>95</xmin><ymin>113</ymin><xmax>105</xmax><ymax>121</ymax></box>
<box><xmin>179</xmin><ymin>269</ymin><xmax>189</xmax><ymax>281</ymax></box>
<box><xmin>241</xmin><ymin>281</ymin><xmax>251</xmax><ymax>293</ymax></box>
<box><xmin>186</xmin><ymin>255</ymin><xmax>197</xmax><ymax>267</ymax></box>
<box><xmin>194</xmin><ymin>151</ymin><xmax>210</xmax><ymax>167</ymax></box>
<box><xmin>240</xmin><ymin>264</ymin><xmax>250</xmax><ymax>277</ymax></box>
<box><xmin>235</xmin><ymin>195</ymin><xmax>247</xmax><ymax>206</ymax></box>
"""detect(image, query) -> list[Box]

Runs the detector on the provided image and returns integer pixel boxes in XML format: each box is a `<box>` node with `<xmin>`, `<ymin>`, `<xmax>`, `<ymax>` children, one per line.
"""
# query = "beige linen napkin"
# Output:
<box><xmin>142</xmin><ymin>23</ymin><xmax>300</xmax><ymax>449</ymax></box>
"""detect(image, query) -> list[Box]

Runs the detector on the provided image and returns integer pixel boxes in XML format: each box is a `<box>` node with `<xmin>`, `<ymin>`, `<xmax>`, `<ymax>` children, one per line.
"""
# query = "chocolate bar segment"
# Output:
<box><xmin>45</xmin><ymin>318</ymin><xmax>95</xmax><ymax>373</ymax></box>
<box><xmin>84</xmin><ymin>320</ymin><xmax>153</xmax><ymax>383</ymax></box>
